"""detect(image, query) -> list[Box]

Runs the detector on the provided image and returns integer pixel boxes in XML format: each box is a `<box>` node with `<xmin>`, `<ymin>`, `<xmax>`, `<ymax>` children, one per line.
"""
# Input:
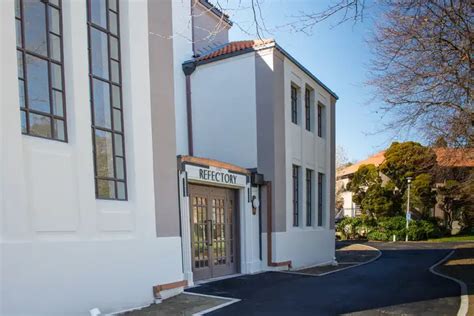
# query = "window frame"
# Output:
<box><xmin>306</xmin><ymin>168</ymin><xmax>313</xmax><ymax>226</ymax></box>
<box><xmin>87</xmin><ymin>0</ymin><xmax>128</xmax><ymax>201</ymax></box>
<box><xmin>15</xmin><ymin>0</ymin><xmax>68</xmax><ymax>142</ymax></box>
<box><xmin>317</xmin><ymin>102</ymin><xmax>324</xmax><ymax>138</ymax></box>
<box><xmin>291</xmin><ymin>85</ymin><xmax>298</xmax><ymax>124</ymax></box>
<box><xmin>292</xmin><ymin>165</ymin><xmax>300</xmax><ymax>227</ymax></box>
<box><xmin>305</xmin><ymin>88</ymin><xmax>312</xmax><ymax>132</ymax></box>
<box><xmin>317</xmin><ymin>172</ymin><xmax>324</xmax><ymax>227</ymax></box>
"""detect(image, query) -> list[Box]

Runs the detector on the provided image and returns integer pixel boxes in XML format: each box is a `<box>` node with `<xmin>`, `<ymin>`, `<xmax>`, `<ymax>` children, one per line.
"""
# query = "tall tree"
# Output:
<box><xmin>369</xmin><ymin>0</ymin><xmax>473</xmax><ymax>147</ymax></box>
<box><xmin>379</xmin><ymin>141</ymin><xmax>437</xmax><ymax>192</ymax></box>
<box><xmin>405</xmin><ymin>173</ymin><xmax>436</xmax><ymax>218</ymax></box>
<box><xmin>347</xmin><ymin>164</ymin><xmax>381</xmax><ymax>207</ymax></box>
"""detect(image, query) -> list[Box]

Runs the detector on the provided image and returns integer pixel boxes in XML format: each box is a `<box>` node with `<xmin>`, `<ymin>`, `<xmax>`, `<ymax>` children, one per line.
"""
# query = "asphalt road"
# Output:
<box><xmin>186</xmin><ymin>243</ymin><xmax>462</xmax><ymax>315</ymax></box>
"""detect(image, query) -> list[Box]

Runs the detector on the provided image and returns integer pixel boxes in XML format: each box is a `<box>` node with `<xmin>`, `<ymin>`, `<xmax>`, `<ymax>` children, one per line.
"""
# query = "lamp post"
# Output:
<box><xmin>406</xmin><ymin>177</ymin><xmax>412</xmax><ymax>242</ymax></box>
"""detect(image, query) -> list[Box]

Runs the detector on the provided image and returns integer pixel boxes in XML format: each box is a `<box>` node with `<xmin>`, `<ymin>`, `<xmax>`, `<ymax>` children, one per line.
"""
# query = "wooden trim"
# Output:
<box><xmin>153</xmin><ymin>280</ymin><xmax>187</xmax><ymax>298</ymax></box>
<box><xmin>266</xmin><ymin>181</ymin><xmax>292</xmax><ymax>269</ymax></box>
<box><xmin>179</xmin><ymin>156</ymin><xmax>251</xmax><ymax>175</ymax></box>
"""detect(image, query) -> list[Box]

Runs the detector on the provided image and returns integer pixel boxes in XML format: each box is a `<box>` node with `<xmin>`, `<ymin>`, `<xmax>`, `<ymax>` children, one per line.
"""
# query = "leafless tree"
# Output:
<box><xmin>368</xmin><ymin>0</ymin><xmax>473</xmax><ymax>148</ymax></box>
<box><xmin>336</xmin><ymin>145</ymin><xmax>351</xmax><ymax>170</ymax></box>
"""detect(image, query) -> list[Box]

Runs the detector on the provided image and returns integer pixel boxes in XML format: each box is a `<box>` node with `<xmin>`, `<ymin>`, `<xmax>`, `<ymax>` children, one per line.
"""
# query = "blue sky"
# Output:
<box><xmin>226</xmin><ymin>0</ymin><xmax>404</xmax><ymax>162</ymax></box>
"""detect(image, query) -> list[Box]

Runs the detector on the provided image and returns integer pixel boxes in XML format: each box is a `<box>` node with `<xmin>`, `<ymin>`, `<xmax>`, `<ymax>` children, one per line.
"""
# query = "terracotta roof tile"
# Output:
<box><xmin>434</xmin><ymin>147</ymin><xmax>474</xmax><ymax>167</ymax></box>
<box><xmin>337</xmin><ymin>147</ymin><xmax>474</xmax><ymax>178</ymax></box>
<box><xmin>337</xmin><ymin>150</ymin><xmax>386</xmax><ymax>178</ymax></box>
<box><xmin>195</xmin><ymin>39</ymin><xmax>274</xmax><ymax>62</ymax></box>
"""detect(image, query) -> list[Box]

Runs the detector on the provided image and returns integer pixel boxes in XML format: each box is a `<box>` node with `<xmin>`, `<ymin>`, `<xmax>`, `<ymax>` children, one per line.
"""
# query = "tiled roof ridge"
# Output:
<box><xmin>194</xmin><ymin>39</ymin><xmax>275</xmax><ymax>62</ymax></box>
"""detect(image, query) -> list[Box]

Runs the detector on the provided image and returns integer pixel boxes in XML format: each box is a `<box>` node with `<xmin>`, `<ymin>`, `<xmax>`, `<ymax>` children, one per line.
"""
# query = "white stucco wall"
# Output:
<box><xmin>172</xmin><ymin>0</ymin><xmax>193</xmax><ymax>156</ymax></box>
<box><xmin>1</xmin><ymin>1</ymin><xmax>183</xmax><ymax>315</ymax></box>
<box><xmin>277</xmin><ymin>55</ymin><xmax>335</xmax><ymax>267</ymax></box>
<box><xmin>191</xmin><ymin>53</ymin><xmax>258</xmax><ymax>169</ymax></box>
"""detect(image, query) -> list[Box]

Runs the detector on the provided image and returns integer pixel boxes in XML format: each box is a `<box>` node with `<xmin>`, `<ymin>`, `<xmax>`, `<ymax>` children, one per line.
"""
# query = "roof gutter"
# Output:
<box><xmin>182</xmin><ymin>43</ymin><xmax>339</xmax><ymax>100</ymax></box>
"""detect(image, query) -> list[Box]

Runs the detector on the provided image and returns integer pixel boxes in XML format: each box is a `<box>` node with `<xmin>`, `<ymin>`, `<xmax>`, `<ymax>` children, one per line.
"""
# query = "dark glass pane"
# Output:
<box><xmin>20</xmin><ymin>110</ymin><xmax>27</xmax><ymax>133</ymax></box>
<box><xmin>25</xmin><ymin>54</ymin><xmax>50</xmax><ymax>113</ymax></box>
<box><xmin>49</xmin><ymin>0</ymin><xmax>60</xmax><ymax>6</ymax></box>
<box><xmin>95</xmin><ymin>129</ymin><xmax>114</xmax><ymax>178</ymax></box>
<box><xmin>115</xmin><ymin>157</ymin><xmax>124</xmax><ymax>179</ymax></box>
<box><xmin>91</xmin><ymin>28</ymin><xmax>109</xmax><ymax>79</ymax></box>
<box><xmin>109</xmin><ymin>0</ymin><xmax>117</xmax><ymax>12</ymax></box>
<box><xmin>18</xmin><ymin>80</ymin><xmax>25</xmax><ymax>108</ymax></box>
<box><xmin>97</xmin><ymin>179</ymin><xmax>115</xmax><ymax>199</ymax></box>
<box><xmin>29</xmin><ymin>113</ymin><xmax>51</xmax><ymax>137</ymax></box>
<box><xmin>110</xmin><ymin>60</ymin><xmax>120</xmax><ymax>83</ymax></box>
<box><xmin>110</xmin><ymin>36</ymin><xmax>119</xmax><ymax>60</ymax></box>
<box><xmin>113</xmin><ymin>109</ymin><xmax>121</xmax><ymax>131</ymax></box>
<box><xmin>52</xmin><ymin>90</ymin><xmax>63</xmax><ymax>116</ymax></box>
<box><xmin>54</xmin><ymin>119</ymin><xmax>65</xmax><ymax>140</ymax></box>
<box><xmin>16</xmin><ymin>19</ymin><xmax>22</xmax><ymax>47</ymax></box>
<box><xmin>90</xmin><ymin>0</ymin><xmax>107</xmax><ymax>28</ymax></box>
<box><xmin>17</xmin><ymin>51</ymin><xmax>24</xmax><ymax>79</ymax></box>
<box><xmin>51</xmin><ymin>63</ymin><xmax>62</xmax><ymax>90</ymax></box>
<box><xmin>92</xmin><ymin>79</ymin><xmax>111</xmax><ymax>128</ymax></box>
<box><xmin>117</xmin><ymin>182</ymin><xmax>126</xmax><ymax>200</ymax></box>
<box><xmin>109</xmin><ymin>11</ymin><xmax>118</xmax><ymax>35</ymax></box>
<box><xmin>15</xmin><ymin>0</ymin><xmax>21</xmax><ymax>18</ymax></box>
<box><xmin>49</xmin><ymin>7</ymin><xmax>60</xmax><ymax>34</ymax></box>
<box><xmin>114</xmin><ymin>134</ymin><xmax>123</xmax><ymax>156</ymax></box>
<box><xmin>112</xmin><ymin>84</ymin><xmax>121</xmax><ymax>108</ymax></box>
<box><xmin>50</xmin><ymin>34</ymin><xmax>61</xmax><ymax>61</ymax></box>
<box><xmin>24</xmin><ymin>0</ymin><xmax>47</xmax><ymax>56</ymax></box>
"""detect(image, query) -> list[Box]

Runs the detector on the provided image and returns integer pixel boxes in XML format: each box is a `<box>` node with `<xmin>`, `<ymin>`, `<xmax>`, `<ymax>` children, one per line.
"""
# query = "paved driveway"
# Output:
<box><xmin>186</xmin><ymin>243</ymin><xmax>462</xmax><ymax>315</ymax></box>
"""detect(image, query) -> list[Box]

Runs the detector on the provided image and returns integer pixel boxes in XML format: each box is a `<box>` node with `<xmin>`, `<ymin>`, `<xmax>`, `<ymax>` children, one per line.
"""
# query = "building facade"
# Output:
<box><xmin>1</xmin><ymin>0</ymin><xmax>338</xmax><ymax>314</ymax></box>
<box><xmin>1</xmin><ymin>0</ymin><xmax>185</xmax><ymax>315</ymax></box>
<box><xmin>177</xmin><ymin>6</ymin><xmax>338</xmax><ymax>280</ymax></box>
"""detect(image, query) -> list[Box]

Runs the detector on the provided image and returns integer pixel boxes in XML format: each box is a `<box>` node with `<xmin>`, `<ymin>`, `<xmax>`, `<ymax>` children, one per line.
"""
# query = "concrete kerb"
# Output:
<box><xmin>278</xmin><ymin>243</ymin><xmax>382</xmax><ymax>277</ymax></box>
<box><xmin>184</xmin><ymin>292</ymin><xmax>241</xmax><ymax>316</ymax></box>
<box><xmin>429</xmin><ymin>250</ymin><xmax>469</xmax><ymax>316</ymax></box>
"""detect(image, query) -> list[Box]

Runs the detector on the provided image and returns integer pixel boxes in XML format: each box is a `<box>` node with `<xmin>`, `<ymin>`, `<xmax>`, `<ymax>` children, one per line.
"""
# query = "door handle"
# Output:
<box><xmin>206</xmin><ymin>219</ymin><xmax>213</xmax><ymax>246</ymax></box>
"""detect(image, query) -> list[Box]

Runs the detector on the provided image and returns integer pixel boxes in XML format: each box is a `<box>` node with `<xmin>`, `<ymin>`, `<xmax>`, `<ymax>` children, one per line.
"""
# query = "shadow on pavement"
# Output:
<box><xmin>186</xmin><ymin>245</ymin><xmax>468</xmax><ymax>315</ymax></box>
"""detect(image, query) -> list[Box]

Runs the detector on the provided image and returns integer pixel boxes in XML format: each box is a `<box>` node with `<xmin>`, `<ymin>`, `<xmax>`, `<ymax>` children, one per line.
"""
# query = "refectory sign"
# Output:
<box><xmin>185</xmin><ymin>165</ymin><xmax>247</xmax><ymax>188</ymax></box>
<box><xmin>199</xmin><ymin>168</ymin><xmax>237</xmax><ymax>184</ymax></box>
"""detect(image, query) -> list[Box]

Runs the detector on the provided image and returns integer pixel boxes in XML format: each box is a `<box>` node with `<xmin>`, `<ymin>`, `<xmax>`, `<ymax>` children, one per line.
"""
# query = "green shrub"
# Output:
<box><xmin>336</xmin><ymin>216</ymin><xmax>376</xmax><ymax>240</ymax></box>
<box><xmin>366</xmin><ymin>216</ymin><xmax>443</xmax><ymax>241</ymax></box>
<box><xmin>369</xmin><ymin>216</ymin><xmax>406</xmax><ymax>241</ymax></box>
<box><xmin>367</xmin><ymin>230</ymin><xmax>390</xmax><ymax>241</ymax></box>
<box><xmin>407</xmin><ymin>219</ymin><xmax>443</xmax><ymax>240</ymax></box>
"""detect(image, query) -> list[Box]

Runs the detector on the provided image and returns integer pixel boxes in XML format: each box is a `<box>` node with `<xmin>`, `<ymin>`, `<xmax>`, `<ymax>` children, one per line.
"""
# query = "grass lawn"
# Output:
<box><xmin>427</xmin><ymin>234</ymin><xmax>474</xmax><ymax>242</ymax></box>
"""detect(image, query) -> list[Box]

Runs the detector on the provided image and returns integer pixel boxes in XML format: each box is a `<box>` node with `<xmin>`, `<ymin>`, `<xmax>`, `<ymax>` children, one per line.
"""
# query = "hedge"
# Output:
<box><xmin>337</xmin><ymin>216</ymin><xmax>443</xmax><ymax>241</ymax></box>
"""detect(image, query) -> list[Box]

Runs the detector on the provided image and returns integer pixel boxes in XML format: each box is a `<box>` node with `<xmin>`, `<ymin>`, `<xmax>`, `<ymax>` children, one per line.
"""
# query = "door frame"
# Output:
<box><xmin>189</xmin><ymin>184</ymin><xmax>239</xmax><ymax>281</ymax></box>
<box><xmin>178</xmin><ymin>159</ymin><xmax>254</xmax><ymax>286</ymax></box>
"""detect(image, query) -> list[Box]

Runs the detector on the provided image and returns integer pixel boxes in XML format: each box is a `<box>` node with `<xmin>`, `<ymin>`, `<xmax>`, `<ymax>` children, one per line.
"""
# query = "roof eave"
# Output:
<box><xmin>274</xmin><ymin>43</ymin><xmax>339</xmax><ymax>100</ymax></box>
<box><xmin>183</xmin><ymin>42</ymin><xmax>339</xmax><ymax>100</ymax></box>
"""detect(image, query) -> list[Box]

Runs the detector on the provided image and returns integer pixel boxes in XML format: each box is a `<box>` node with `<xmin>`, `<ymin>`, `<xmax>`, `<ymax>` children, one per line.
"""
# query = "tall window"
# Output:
<box><xmin>305</xmin><ymin>88</ymin><xmax>311</xmax><ymax>131</ymax></box>
<box><xmin>291</xmin><ymin>86</ymin><xmax>298</xmax><ymax>124</ymax></box>
<box><xmin>292</xmin><ymin>165</ymin><xmax>300</xmax><ymax>227</ymax></box>
<box><xmin>15</xmin><ymin>0</ymin><xmax>67</xmax><ymax>141</ymax></box>
<box><xmin>318</xmin><ymin>102</ymin><xmax>324</xmax><ymax>138</ymax></box>
<box><xmin>318</xmin><ymin>172</ymin><xmax>324</xmax><ymax>227</ymax></box>
<box><xmin>306</xmin><ymin>169</ymin><xmax>313</xmax><ymax>226</ymax></box>
<box><xmin>87</xmin><ymin>0</ymin><xmax>127</xmax><ymax>200</ymax></box>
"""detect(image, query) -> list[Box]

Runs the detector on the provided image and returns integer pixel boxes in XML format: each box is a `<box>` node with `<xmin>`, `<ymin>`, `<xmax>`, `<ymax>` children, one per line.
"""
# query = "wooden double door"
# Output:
<box><xmin>189</xmin><ymin>184</ymin><xmax>238</xmax><ymax>281</ymax></box>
